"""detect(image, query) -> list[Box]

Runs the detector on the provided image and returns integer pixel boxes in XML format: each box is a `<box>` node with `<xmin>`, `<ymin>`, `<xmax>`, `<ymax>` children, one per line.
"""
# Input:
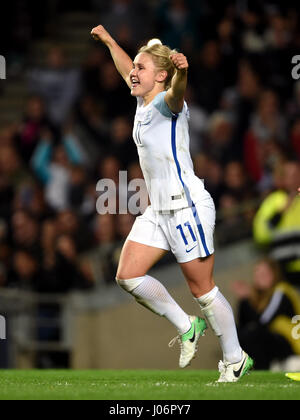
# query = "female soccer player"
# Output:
<box><xmin>91</xmin><ymin>25</ymin><xmax>253</xmax><ymax>382</ymax></box>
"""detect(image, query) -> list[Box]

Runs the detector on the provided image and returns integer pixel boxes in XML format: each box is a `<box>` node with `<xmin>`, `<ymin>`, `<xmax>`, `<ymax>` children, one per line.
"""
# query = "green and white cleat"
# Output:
<box><xmin>217</xmin><ymin>351</ymin><xmax>254</xmax><ymax>383</ymax></box>
<box><xmin>169</xmin><ymin>316</ymin><xmax>207</xmax><ymax>368</ymax></box>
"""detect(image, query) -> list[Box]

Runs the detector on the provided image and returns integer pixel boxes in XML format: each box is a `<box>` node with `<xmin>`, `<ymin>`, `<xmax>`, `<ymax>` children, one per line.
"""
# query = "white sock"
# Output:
<box><xmin>196</xmin><ymin>286</ymin><xmax>242</xmax><ymax>364</ymax></box>
<box><xmin>117</xmin><ymin>275</ymin><xmax>191</xmax><ymax>335</ymax></box>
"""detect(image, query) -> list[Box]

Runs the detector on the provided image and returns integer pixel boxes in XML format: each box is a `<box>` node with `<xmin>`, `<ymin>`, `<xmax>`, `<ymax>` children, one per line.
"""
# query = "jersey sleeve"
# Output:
<box><xmin>153</xmin><ymin>91</ymin><xmax>189</xmax><ymax>120</ymax></box>
<box><xmin>153</xmin><ymin>91</ymin><xmax>178</xmax><ymax>118</ymax></box>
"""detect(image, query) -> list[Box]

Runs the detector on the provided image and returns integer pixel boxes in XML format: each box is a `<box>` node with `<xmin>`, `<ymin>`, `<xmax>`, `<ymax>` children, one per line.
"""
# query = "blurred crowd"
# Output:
<box><xmin>0</xmin><ymin>0</ymin><xmax>300</xmax><ymax>294</ymax></box>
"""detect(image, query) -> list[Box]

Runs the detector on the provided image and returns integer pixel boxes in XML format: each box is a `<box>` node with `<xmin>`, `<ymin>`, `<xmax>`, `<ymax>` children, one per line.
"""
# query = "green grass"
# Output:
<box><xmin>0</xmin><ymin>370</ymin><xmax>299</xmax><ymax>400</ymax></box>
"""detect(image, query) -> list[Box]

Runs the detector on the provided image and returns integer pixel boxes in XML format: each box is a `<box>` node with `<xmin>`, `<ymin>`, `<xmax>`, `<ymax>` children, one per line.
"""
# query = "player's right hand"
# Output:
<box><xmin>91</xmin><ymin>25</ymin><xmax>112</xmax><ymax>45</ymax></box>
<box><xmin>91</xmin><ymin>25</ymin><xmax>112</xmax><ymax>44</ymax></box>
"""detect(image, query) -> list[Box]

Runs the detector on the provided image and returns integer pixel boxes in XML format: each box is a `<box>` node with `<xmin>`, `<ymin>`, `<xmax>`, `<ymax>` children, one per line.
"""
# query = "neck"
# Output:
<box><xmin>143</xmin><ymin>85</ymin><xmax>165</xmax><ymax>106</ymax></box>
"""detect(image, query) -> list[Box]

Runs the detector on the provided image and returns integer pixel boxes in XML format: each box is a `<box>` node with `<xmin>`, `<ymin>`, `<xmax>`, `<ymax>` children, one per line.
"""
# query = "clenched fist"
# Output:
<box><xmin>91</xmin><ymin>25</ymin><xmax>113</xmax><ymax>46</ymax></box>
<box><xmin>170</xmin><ymin>53</ymin><xmax>189</xmax><ymax>71</ymax></box>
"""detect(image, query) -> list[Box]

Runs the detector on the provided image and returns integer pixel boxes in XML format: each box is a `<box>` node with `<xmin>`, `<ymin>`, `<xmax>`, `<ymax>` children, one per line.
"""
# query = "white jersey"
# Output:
<box><xmin>133</xmin><ymin>91</ymin><xmax>210</xmax><ymax>211</ymax></box>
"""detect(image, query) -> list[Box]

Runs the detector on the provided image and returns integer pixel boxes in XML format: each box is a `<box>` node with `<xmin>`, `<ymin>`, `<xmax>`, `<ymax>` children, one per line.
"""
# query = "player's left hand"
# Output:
<box><xmin>170</xmin><ymin>53</ymin><xmax>189</xmax><ymax>71</ymax></box>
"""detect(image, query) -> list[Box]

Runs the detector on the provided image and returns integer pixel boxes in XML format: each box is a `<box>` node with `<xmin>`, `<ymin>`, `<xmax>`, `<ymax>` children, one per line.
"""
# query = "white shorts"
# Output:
<box><xmin>127</xmin><ymin>198</ymin><xmax>216</xmax><ymax>263</ymax></box>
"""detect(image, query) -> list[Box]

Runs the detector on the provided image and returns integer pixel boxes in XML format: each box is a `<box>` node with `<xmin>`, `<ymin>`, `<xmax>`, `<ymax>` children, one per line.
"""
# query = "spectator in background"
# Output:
<box><xmin>9</xmin><ymin>249</ymin><xmax>40</xmax><ymax>290</ymax></box>
<box><xmin>253</xmin><ymin>161</ymin><xmax>300</xmax><ymax>289</ymax></box>
<box><xmin>91</xmin><ymin>60</ymin><xmax>135</xmax><ymax>119</ymax></box>
<box><xmin>239</xmin><ymin>2</ymin><xmax>266</xmax><ymax>54</ymax></box>
<box><xmin>263</xmin><ymin>10</ymin><xmax>293</xmax><ymax>98</ymax></box>
<box><xmin>0</xmin><ymin>124</ymin><xmax>17</xmax><ymax>148</ymax></box>
<box><xmin>40</xmin><ymin>219</ymin><xmax>57</xmax><ymax>273</ymax></box>
<box><xmin>107</xmin><ymin>116</ymin><xmax>138</xmax><ymax>168</ymax></box>
<box><xmin>230</xmin><ymin>61</ymin><xmax>262</xmax><ymax>159</ymax></box>
<box><xmin>155</xmin><ymin>0</ymin><xmax>197</xmax><ymax>51</ymax></box>
<box><xmin>38</xmin><ymin>217</ymin><xmax>95</xmax><ymax>293</ymax></box>
<box><xmin>75</xmin><ymin>95</ymin><xmax>108</xmax><ymax>165</ymax></box>
<box><xmin>232</xmin><ymin>258</ymin><xmax>300</xmax><ymax>370</ymax></box>
<box><xmin>13</xmin><ymin>181</ymin><xmax>50</xmax><ymax>222</ymax></box>
<box><xmin>68</xmin><ymin>166</ymin><xmax>92</xmax><ymax>216</ymax></box>
<box><xmin>216</xmin><ymin>193</ymin><xmax>253</xmax><ymax>246</ymax></box>
<box><xmin>215</xmin><ymin>161</ymin><xmax>257</xmax><ymax>245</ymax></box>
<box><xmin>193</xmin><ymin>154</ymin><xmax>223</xmax><ymax>209</ymax></box>
<box><xmin>10</xmin><ymin>209</ymin><xmax>41</xmax><ymax>260</ymax></box>
<box><xmin>100</xmin><ymin>0</ymin><xmax>151</xmax><ymax>44</ymax></box>
<box><xmin>27</xmin><ymin>46</ymin><xmax>81</xmax><ymax>128</ymax></box>
<box><xmin>243</xmin><ymin>90</ymin><xmax>287</xmax><ymax>190</ymax></box>
<box><xmin>92</xmin><ymin>213</ymin><xmax>118</xmax><ymax>285</ymax></box>
<box><xmin>113</xmin><ymin>23</ymin><xmax>136</xmax><ymax>59</ymax></box>
<box><xmin>15</xmin><ymin>96</ymin><xmax>57</xmax><ymax>164</ymax></box>
<box><xmin>205</xmin><ymin>111</ymin><xmax>235</xmax><ymax>165</ymax></box>
<box><xmin>217</xmin><ymin>17</ymin><xmax>240</xmax><ymax>86</ymax></box>
<box><xmin>0</xmin><ymin>144</ymin><xmax>32</xmax><ymax>191</ymax></box>
<box><xmin>40</xmin><ymin>234</ymin><xmax>94</xmax><ymax>293</ymax></box>
<box><xmin>191</xmin><ymin>40</ymin><xmax>225</xmax><ymax>113</ymax></box>
<box><xmin>248</xmin><ymin>90</ymin><xmax>286</xmax><ymax>145</ymax></box>
<box><xmin>81</xmin><ymin>45</ymin><xmax>109</xmax><ymax>96</ymax></box>
<box><xmin>184</xmin><ymin>87</ymin><xmax>208</xmax><ymax>156</ymax></box>
<box><xmin>56</xmin><ymin>210</ymin><xmax>93</xmax><ymax>253</ymax></box>
<box><xmin>222</xmin><ymin>161</ymin><xmax>256</xmax><ymax>205</ymax></box>
<box><xmin>31</xmin><ymin>130</ymin><xmax>86</xmax><ymax>211</ymax></box>
<box><xmin>36</xmin><ymin>218</ymin><xmax>95</xmax><ymax>369</ymax></box>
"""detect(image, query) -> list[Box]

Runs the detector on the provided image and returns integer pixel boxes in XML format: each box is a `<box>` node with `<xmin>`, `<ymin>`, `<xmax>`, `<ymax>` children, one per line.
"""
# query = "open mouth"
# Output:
<box><xmin>131</xmin><ymin>77</ymin><xmax>140</xmax><ymax>88</ymax></box>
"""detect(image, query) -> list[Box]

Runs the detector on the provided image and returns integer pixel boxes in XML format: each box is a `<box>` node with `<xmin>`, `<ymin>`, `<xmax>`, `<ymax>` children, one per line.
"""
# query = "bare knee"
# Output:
<box><xmin>115</xmin><ymin>275</ymin><xmax>145</xmax><ymax>292</ymax></box>
<box><xmin>187</xmin><ymin>276</ymin><xmax>215</xmax><ymax>298</ymax></box>
<box><xmin>116</xmin><ymin>268</ymin><xmax>147</xmax><ymax>282</ymax></box>
<box><xmin>180</xmin><ymin>255</ymin><xmax>215</xmax><ymax>297</ymax></box>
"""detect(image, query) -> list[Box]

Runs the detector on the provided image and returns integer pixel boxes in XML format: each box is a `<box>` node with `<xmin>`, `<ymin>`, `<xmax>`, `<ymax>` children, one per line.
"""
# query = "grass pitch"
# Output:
<box><xmin>0</xmin><ymin>370</ymin><xmax>299</xmax><ymax>400</ymax></box>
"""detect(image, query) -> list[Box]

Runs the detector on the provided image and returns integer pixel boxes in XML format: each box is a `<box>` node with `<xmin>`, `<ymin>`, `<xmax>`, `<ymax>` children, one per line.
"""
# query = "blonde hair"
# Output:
<box><xmin>138</xmin><ymin>40</ymin><xmax>178</xmax><ymax>90</ymax></box>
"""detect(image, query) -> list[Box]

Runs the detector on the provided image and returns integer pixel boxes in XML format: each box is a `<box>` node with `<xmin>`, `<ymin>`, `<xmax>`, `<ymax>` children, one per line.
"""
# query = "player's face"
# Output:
<box><xmin>130</xmin><ymin>53</ymin><xmax>158</xmax><ymax>97</ymax></box>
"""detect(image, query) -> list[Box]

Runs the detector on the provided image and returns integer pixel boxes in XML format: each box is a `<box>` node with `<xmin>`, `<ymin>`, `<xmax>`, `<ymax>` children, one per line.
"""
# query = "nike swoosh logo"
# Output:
<box><xmin>186</xmin><ymin>245</ymin><xmax>197</xmax><ymax>253</ymax></box>
<box><xmin>189</xmin><ymin>324</ymin><xmax>196</xmax><ymax>343</ymax></box>
<box><xmin>233</xmin><ymin>358</ymin><xmax>246</xmax><ymax>378</ymax></box>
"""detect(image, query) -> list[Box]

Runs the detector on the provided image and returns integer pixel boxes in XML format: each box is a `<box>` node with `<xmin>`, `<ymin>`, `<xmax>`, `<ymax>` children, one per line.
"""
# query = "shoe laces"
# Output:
<box><xmin>169</xmin><ymin>336</ymin><xmax>193</xmax><ymax>358</ymax></box>
<box><xmin>168</xmin><ymin>336</ymin><xmax>181</xmax><ymax>349</ymax></box>
<box><xmin>218</xmin><ymin>360</ymin><xmax>230</xmax><ymax>380</ymax></box>
<box><xmin>218</xmin><ymin>360</ymin><xmax>226</xmax><ymax>373</ymax></box>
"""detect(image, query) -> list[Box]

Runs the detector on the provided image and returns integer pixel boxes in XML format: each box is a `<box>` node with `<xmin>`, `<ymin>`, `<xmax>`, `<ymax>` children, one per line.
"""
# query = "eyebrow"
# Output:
<box><xmin>133</xmin><ymin>62</ymin><xmax>145</xmax><ymax>67</ymax></box>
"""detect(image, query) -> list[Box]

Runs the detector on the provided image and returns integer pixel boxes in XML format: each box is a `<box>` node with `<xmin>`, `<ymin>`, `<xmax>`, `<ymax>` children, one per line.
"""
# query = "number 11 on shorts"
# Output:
<box><xmin>176</xmin><ymin>222</ymin><xmax>197</xmax><ymax>252</ymax></box>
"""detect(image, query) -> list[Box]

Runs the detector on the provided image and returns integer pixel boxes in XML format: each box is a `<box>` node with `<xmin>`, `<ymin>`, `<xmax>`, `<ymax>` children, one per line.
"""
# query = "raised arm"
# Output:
<box><xmin>164</xmin><ymin>53</ymin><xmax>189</xmax><ymax>114</ymax></box>
<box><xmin>91</xmin><ymin>25</ymin><xmax>133</xmax><ymax>89</ymax></box>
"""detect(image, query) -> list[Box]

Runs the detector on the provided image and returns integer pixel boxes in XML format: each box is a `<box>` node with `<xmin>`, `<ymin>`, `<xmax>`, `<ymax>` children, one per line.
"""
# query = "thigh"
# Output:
<box><xmin>180</xmin><ymin>254</ymin><xmax>215</xmax><ymax>298</ymax></box>
<box><xmin>127</xmin><ymin>206</ymin><xmax>171</xmax><ymax>251</ymax></box>
<box><xmin>160</xmin><ymin>202</ymin><xmax>215</xmax><ymax>264</ymax></box>
<box><xmin>116</xmin><ymin>239</ymin><xmax>168</xmax><ymax>280</ymax></box>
